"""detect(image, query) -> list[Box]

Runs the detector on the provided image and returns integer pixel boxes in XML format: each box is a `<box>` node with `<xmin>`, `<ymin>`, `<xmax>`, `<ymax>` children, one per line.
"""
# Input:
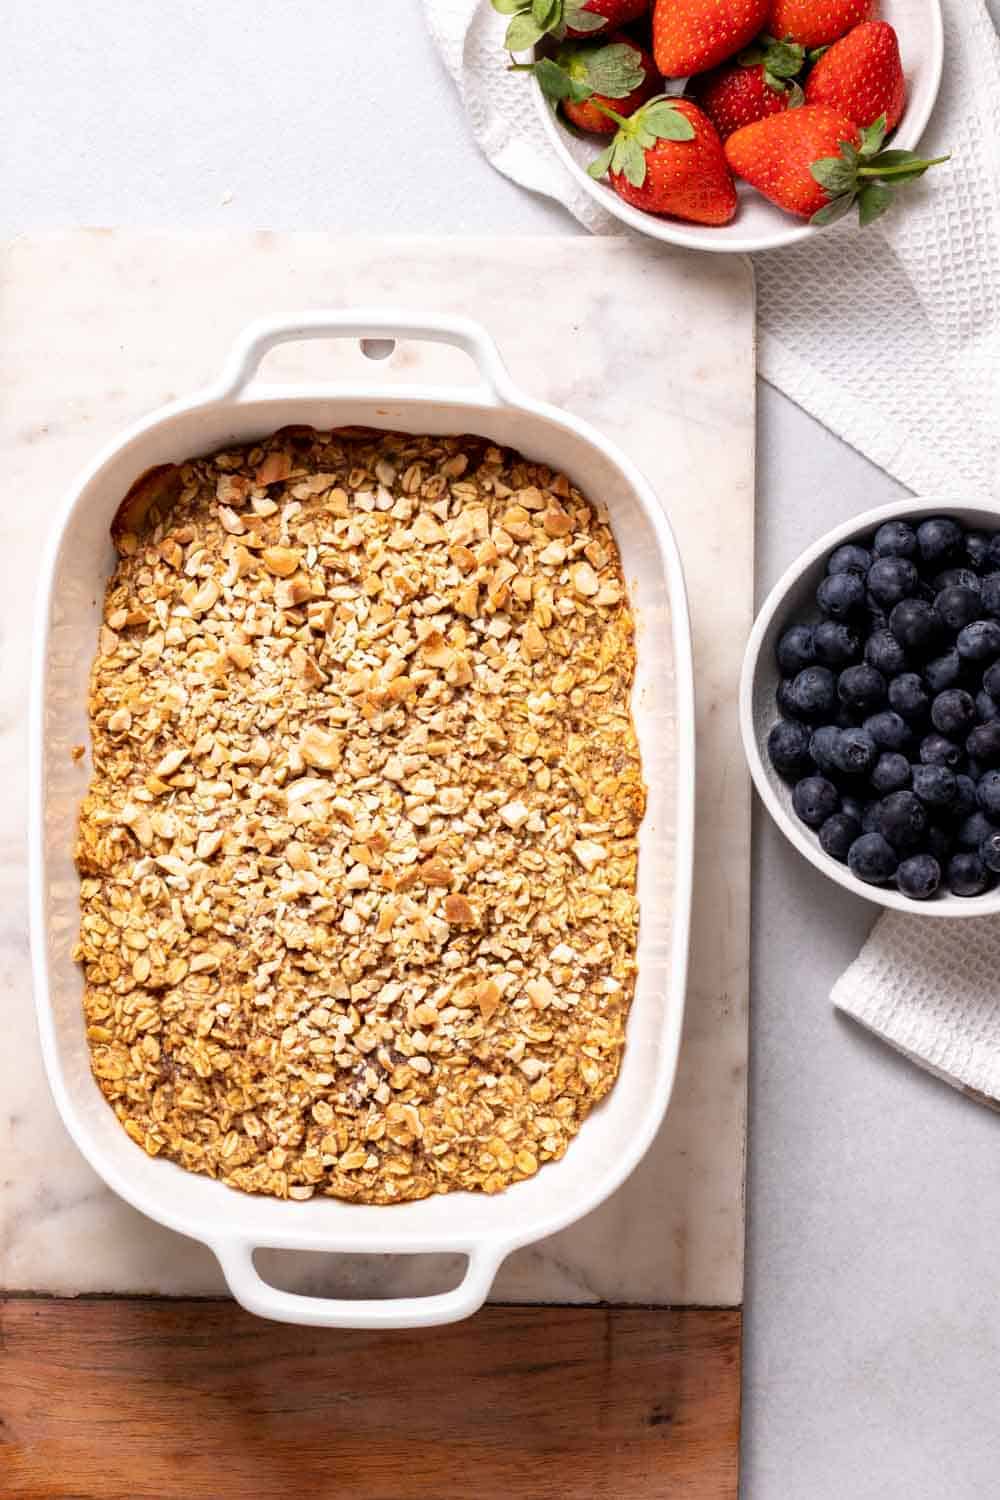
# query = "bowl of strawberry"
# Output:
<box><xmin>741</xmin><ymin>500</ymin><xmax>1000</xmax><ymax>914</ymax></box>
<box><xmin>496</xmin><ymin>0</ymin><xmax>946</xmax><ymax>252</ymax></box>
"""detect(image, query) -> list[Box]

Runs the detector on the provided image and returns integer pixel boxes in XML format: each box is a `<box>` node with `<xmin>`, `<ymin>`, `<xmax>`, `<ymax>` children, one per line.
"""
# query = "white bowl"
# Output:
<box><xmin>533</xmin><ymin>0</ymin><xmax>944</xmax><ymax>253</ymax></box>
<box><xmin>740</xmin><ymin>497</ymin><xmax>1000</xmax><ymax>917</ymax></box>
<box><xmin>29</xmin><ymin>310</ymin><xmax>695</xmax><ymax>1327</ymax></box>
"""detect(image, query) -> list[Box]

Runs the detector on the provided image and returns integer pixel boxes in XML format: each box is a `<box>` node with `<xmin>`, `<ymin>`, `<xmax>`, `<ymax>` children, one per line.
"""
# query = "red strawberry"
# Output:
<box><xmin>553</xmin><ymin>36</ymin><xmax>660</xmax><ymax>133</ymax></box>
<box><xmin>651</xmin><ymin>0</ymin><xmax>771</xmax><ymax>78</ymax></box>
<box><xmin>690</xmin><ymin>35</ymin><xmax>806</xmax><ymax>140</ymax></box>
<box><xmin>492</xmin><ymin>0</ymin><xmax>649</xmax><ymax>51</ymax></box>
<box><xmin>805</xmin><ymin>21</ymin><xmax>905</xmax><ymax>130</ymax></box>
<box><xmin>589</xmin><ymin>96</ymin><xmax>737</xmax><ymax>224</ymax></box>
<box><xmin>769</xmin><ymin>0</ymin><xmax>876</xmax><ymax>50</ymax></box>
<box><xmin>725</xmin><ymin>105</ymin><xmax>948</xmax><ymax>225</ymax></box>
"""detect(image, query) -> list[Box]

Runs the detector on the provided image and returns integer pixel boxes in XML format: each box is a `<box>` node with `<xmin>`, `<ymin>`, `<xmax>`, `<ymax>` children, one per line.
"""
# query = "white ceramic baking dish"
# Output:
<box><xmin>29</xmin><ymin>311</ymin><xmax>694</xmax><ymax>1329</ymax></box>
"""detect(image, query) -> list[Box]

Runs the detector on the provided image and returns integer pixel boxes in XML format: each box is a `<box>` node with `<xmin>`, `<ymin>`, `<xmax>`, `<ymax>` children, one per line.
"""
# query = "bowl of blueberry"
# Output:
<box><xmin>741</xmin><ymin>499</ymin><xmax>1000</xmax><ymax>913</ymax></box>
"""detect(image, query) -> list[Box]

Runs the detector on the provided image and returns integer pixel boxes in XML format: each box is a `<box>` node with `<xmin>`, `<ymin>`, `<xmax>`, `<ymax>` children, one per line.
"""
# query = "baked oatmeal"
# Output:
<box><xmin>74</xmin><ymin>428</ymin><xmax>644</xmax><ymax>1202</ymax></box>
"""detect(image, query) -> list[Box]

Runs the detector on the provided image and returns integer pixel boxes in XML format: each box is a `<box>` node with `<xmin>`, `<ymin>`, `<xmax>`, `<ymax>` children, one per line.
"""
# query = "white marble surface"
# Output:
<box><xmin>2</xmin><ymin>231</ymin><xmax>753</xmax><ymax>1303</ymax></box>
<box><xmin>7</xmin><ymin>4</ymin><xmax>1000</xmax><ymax>1496</ymax></box>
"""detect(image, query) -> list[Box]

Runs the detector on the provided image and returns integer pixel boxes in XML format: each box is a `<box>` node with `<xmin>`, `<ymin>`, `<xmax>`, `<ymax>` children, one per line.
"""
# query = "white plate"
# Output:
<box><xmin>533</xmin><ymin>0</ymin><xmax>944</xmax><ymax>253</ymax></box>
<box><xmin>741</xmin><ymin>497</ymin><xmax>1000</xmax><ymax>917</ymax></box>
<box><xmin>29</xmin><ymin>310</ymin><xmax>695</xmax><ymax>1327</ymax></box>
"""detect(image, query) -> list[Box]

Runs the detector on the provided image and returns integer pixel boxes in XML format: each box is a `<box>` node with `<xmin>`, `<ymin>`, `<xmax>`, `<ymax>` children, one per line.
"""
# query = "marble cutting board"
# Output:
<box><xmin>1</xmin><ymin>230</ymin><xmax>753</xmax><ymax>1305</ymax></box>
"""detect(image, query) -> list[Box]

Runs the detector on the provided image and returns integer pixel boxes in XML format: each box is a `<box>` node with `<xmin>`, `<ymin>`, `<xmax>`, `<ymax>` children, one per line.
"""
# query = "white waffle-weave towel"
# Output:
<box><xmin>424</xmin><ymin>0</ymin><xmax>1000</xmax><ymax>1102</ymax></box>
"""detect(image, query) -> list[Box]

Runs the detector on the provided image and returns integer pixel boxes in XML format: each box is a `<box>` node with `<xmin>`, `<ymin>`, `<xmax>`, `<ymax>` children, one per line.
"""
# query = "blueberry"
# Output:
<box><xmin>767</xmin><ymin>720</ymin><xmax>813</xmax><ymax>780</ymax></box>
<box><xmin>927</xmin><ymin>824</ymin><xmax>954</xmax><ymax>864</ymax></box>
<box><xmin>819</xmin><ymin>812</ymin><xmax>862</xmax><ymax>863</ymax></box>
<box><xmin>888</xmin><ymin>673</ymin><xmax>930</xmax><ymax>722</ymax></box>
<box><xmin>976</xmin><ymin>690</ymin><xmax>1000</xmax><ymax>724</ymax></box>
<box><xmin>916</xmin><ymin>516</ymin><xmax>963</xmax><ymax>567</ymax></box>
<box><xmin>984</xmin><ymin>661</ymin><xmax>1000</xmax><ymax>701</ymax></box>
<box><xmin>777</xmin><ymin>679</ymin><xmax>798</xmax><ymax>718</ymax></box>
<box><xmin>809</xmin><ymin>725</ymin><xmax>842</xmax><ymax>775</ymax></box>
<box><xmin>924</xmin><ymin>649</ymin><xmax>964</xmax><ymax>694</ymax></box>
<box><xmin>957</xmin><ymin>620</ymin><xmax>1000</xmax><ymax>662</ymax></box>
<box><xmin>784</xmin><ymin>666</ymin><xmax>838</xmax><ymax>722</ymax></box>
<box><xmin>977</xmin><ymin>770</ymin><xmax>1000</xmax><ymax>818</ymax></box>
<box><xmin>865</xmin><ymin>629</ymin><xmax>907</xmax><ymax>677</ymax></box>
<box><xmin>933</xmin><ymin>568</ymin><xmax>981</xmax><ymax>594</ymax></box>
<box><xmin>831</xmin><ymin>728</ymin><xmax>877</xmax><ymax>776</ymax></box>
<box><xmin>958</xmin><ymin>811</ymin><xmax>996</xmax><ymax>850</ymax></box>
<box><xmin>934</xmin><ymin>586</ymin><xmax>982</xmax><ymax>633</ymax></box>
<box><xmin>793</xmin><ymin>775</ymin><xmax>840</xmax><ymax>828</ymax></box>
<box><xmin>878</xmin><ymin>790</ymin><xmax>927</xmax><ymax>850</ymax></box>
<box><xmin>965</xmin><ymin>532</ymin><xmax>992</xmax><ymax>571</ymax></box>
<box><xmin>867</xmin><ymin>605</ymin><xmax>890</xmax><ymax>635</ymax></box>
<box><xmin>989</xmin><ymin>536</ymin><xmax>1000</xmax><ymax>570</ymax></box>
<box><xmin>897</xmin><ymin>854</ymin><xmax>941</xmax><ymax>901</ymax></box>
<box><xmin>889</xmin><ymin>598</ymin><xmax>940</xmax><ymax>653</ymax></box>
<box><xmin>848</xmin><ymin>832</ymin><xmax>899</xmax><ymax>885</ymax></box>
<box><xmin>981</xmin><ymin>830</ymin><xmax>1000</xmax><ymax>874</ymax></box>
<box><xmin>841</xmin><ymin>793</ymin><xmax>865</xmax><ymax>824</ymax></box>
<box><xmin>867</xmin><ymin>557</ymin><xmax>918</xmax><ymax>609</ymax></box>
<box><xmin>776</xmin><ymin>624</ymin><xmax>816</xmax><ymax>677</ymax></box>
<box><xmin>838</xmin><ymin>664</ymin><xmax>886</xmax><ymax>715</ymax></box>
<box><xmin>817</xmin><ymin>571</ymin><xmax>866</xmax><ymax>621</ymax></box>
<box><xmin>951</xmin><ymin>774</ymin><xmax>978</xmax><ymax>820</ymax></box>
<box><xmin>861</xmin><ymin>801</ymin><xmax>883</xmax><ymax>834</ymax></box>
<box><xmin>827</xmin><ymin>544</ymin><xmax>871</xmax><ymax>577</ymax></box>
<box><xmin>947</xmin><ymin>851</ymin><xmax>990</xmax><ymax>897</ymax></box>
<box><xmin>863</xmin><ymin>710</ymin><xmax>910</xmax><ymax>751</ymax></box>
<box><xmin>912</xmin><ymin>764</ymin><xmax>958</xmax><ymax>808</ymax></box>
<box><xmin>981</xmin><ymin>573</ymin><xmax>1000</xmax><ymax>619</ymax></box>
<box><xmin>870</xmin><ymin>752</ymin><xmax>911</xmax><ymax>795</ymax></box>
<box><xmin>814</xmin><ymin>620</ymin><xmax>860</xmax><ymax>667</ymax></box>
<box><xmin>873</xmin><ymin>520</ymin><xmax>917</xmax><ymax>560</ymax></box>
<box><xmin>931</xmin><ymin>689</ymin><xmax>976</xmax><ymax>736</ymax></box>
<box><xmin>967</xmin><ymin>721</ymin><xmax>1000</xmax><ymax>766</ymax></box>
<box><xmin>920</xmin><ymin>733</ymin><xmax>963</xmax><ymax>769</ymax></box>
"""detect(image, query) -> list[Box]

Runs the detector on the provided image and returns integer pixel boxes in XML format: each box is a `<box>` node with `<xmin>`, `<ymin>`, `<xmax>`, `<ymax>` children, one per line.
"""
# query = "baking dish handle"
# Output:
<box><xmin>212</xmin><ymin>311</ymin><xmax>521</xmax><ymax>407</ymax></box>
<box><xmin>212</xmin><ymin>1239</ymin><xmax>505</xmax><ymax>1330</ymax></box>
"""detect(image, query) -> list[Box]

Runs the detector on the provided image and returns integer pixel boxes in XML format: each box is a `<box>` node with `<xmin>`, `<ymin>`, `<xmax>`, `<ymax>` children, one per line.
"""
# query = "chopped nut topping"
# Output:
<box><xmin>76</xmin><ymin>428</ymin><xmax>642</xmax><ymax>1203</ymax></box>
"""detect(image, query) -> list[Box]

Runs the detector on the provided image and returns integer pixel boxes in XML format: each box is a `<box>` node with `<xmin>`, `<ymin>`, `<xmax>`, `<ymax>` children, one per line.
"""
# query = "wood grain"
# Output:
<box><xmin>0</xmin><ymin>1300</ymin><xmax>740</xmax><ymax>1499</ymax></box>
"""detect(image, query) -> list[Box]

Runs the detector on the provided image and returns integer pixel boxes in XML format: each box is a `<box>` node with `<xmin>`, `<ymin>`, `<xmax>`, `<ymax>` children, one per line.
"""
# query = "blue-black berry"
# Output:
<box><xmin>951</xmin><ymin>774</ymin><xmax>978</xmax><ymax>820</ymax></box>
<box><xmin>863</xmin><ymin>710</ymin><xmax>911</xmax><ymax>751</ymax></box>
<box><xmin>912</xmin><ymin>764</ymin><xmax>957</xmax><ymax>808</ymax></box>
<box><xmin>814</xmin><ymin>620</ymin><xmax>860</xmax><ymax>667</ymax></box>
<box><xmin>865</xmin><ymin>629</ymin><xmax>907</xmax><ymax>677</ymax></box>
<box><xmin>980</xmin><ymin>573</ymin><xmax>1000</xmax><ymax>619</ymax></box>
<box><xmin>965</xmin><ymin>533</ymin><xmax>992</xmax><ymax>571</ymax></box>
<box><xmin>776</xmin><ymin>624</ymin><xmax>816</xmax><ymax>676</ymax></box>
<box><xmin>980</xmin><ymin>830</ymin><xmax>1000</xmax><ymax>874</ymax></box>
<box><xmin>793</xmin><ymin>776</ymin><xmax>840</xmax><ymax>828</ymax></box>
<box><xmin>983</xmin><ymin>661</ymin><xmax>1000</xmax><ymax>701</ymax></box>
<box><xmin>848</xmin><ymin>833</ymin><xmax>898</xmax><ymax>885</ymax></box>
<box><xmin>888</xmin><ymin>673</ymin><xmax>929</xmax><ymax>721</ymax></box>
<box><xmin>934</xmin><ymin>568</ymin><xmax>981</xmax><ymax>594</ymax></box>
<box><xmin>977</xmin><ymin>771</ymin><xmax>1000</xmax><ymax>818</ymax></box>
<box><xmin>897</xmin><ymin>854</ymin><xmax>941</xmax><ymax>901</ymax></box>
<box><xmin>838</xmin><ymin>663</ymin><xmax>886</xmax><ymax>715</ymax></box>
<box><xmin>873</xmin><ymin>520</ymin><xmax>917</xmax><ymax>560</ymax></box>
<box><xmin>785</xmin><ymin>666</ymin><xmax>838</xmax><ymax>721</ymax></box>
<box><xmin>867</xmin><ymin>557</ymin><xmax>918</xmax><ymax>609</ymax></box>
<box><xmin>957</xmin><ymin>811</ymin><xmax>996</xmax><ymax>850</ymax></box>
<box><xmin>817</xmin><ymin>571</ymin><xmax>866</xmax><ymax>621</ymax></box>
<box><xmin>809</xmin><ymin>725</ymin><xmax>841</xmax><ymax>775</ymax></box>
<box><xmin>831</xmin><ymin>728</ymin><xmax>877</xmax><ymax>776</ymax></box>
<box><xmin>819</xmin><ymin>812</ymin><xmax>861</xmax><ymax>863</ymax></box>
<box><xmin>930</xmin><ymin>688</ymin><xmax>976</xmax><ymax>737</ymax></box>
<box><xmin>967</xmin><ymin>721</ymin><xmax>1000</xmax><ymax>766</ymax></box>
<box><xmin>934</xmin><ymin>587</ymin><xmax>981</xmax><ymax>634</ymax></box>
<box><xmin>827</xmin><ymin>544</ymin><xmax>871</xmax><ymax>577</ymax></box>
<box><xmin>947</xmin><ymin>851</ymin><xmax>990</xmax><ymax>897</ymax></box>
<box><xmin>916</xmin><ymin>517</ymin><xmax>963</xmax><ymax>566</ymax></box>
<box><xmin>870</xmin><ymin>752</ymin><xmax>911</xmax><ymax>795</ymax></box>
<box><xmin>767</xmin><ymin>720</ymin><xmax>813</xmax><ymax>780</ymax></box>
<box><xmin>890</xmin><ymin>598</ymin><xmax>940</xmax><ymax>653</ymax></box>
<box><xmin>878</xmin><ymin>790</ymin><xmax>927</xmax><ymax>850</ymax></box>
<box><xmin>957</xmin><ymin>619</ymin><xmax>1000</xmax><ymax>662</ymax></box>
<box><xmin>923</xmin><ymin>649</ymin><xmax>964</xmax><ymax>695</ymax></box>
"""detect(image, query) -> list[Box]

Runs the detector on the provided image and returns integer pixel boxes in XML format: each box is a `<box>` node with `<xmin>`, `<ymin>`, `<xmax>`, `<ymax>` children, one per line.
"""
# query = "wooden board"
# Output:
<box><xmin>0</xmin><ymin>1300</ymin><xmax>740</xmax><ymax>1500</ymax></box>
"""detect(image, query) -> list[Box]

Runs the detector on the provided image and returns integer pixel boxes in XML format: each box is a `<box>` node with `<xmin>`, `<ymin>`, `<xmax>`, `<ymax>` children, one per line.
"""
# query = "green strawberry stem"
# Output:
<box><xmin>857</xmin><ymin>155</ymin><xmax>950</xmax><ymax>178</ymax></box>
<box><xmin>587</xmin><ymin>98</ymin><xmax>630</xmax><ymax>128</ymax></box>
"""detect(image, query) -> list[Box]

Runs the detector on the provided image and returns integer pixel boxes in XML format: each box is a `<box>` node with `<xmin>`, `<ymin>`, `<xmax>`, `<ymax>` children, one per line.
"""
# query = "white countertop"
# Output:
<box><xmin>6</xmin><ymin>2</ymin><xmax>1000</xmax><ymax>1496</ymax></box>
